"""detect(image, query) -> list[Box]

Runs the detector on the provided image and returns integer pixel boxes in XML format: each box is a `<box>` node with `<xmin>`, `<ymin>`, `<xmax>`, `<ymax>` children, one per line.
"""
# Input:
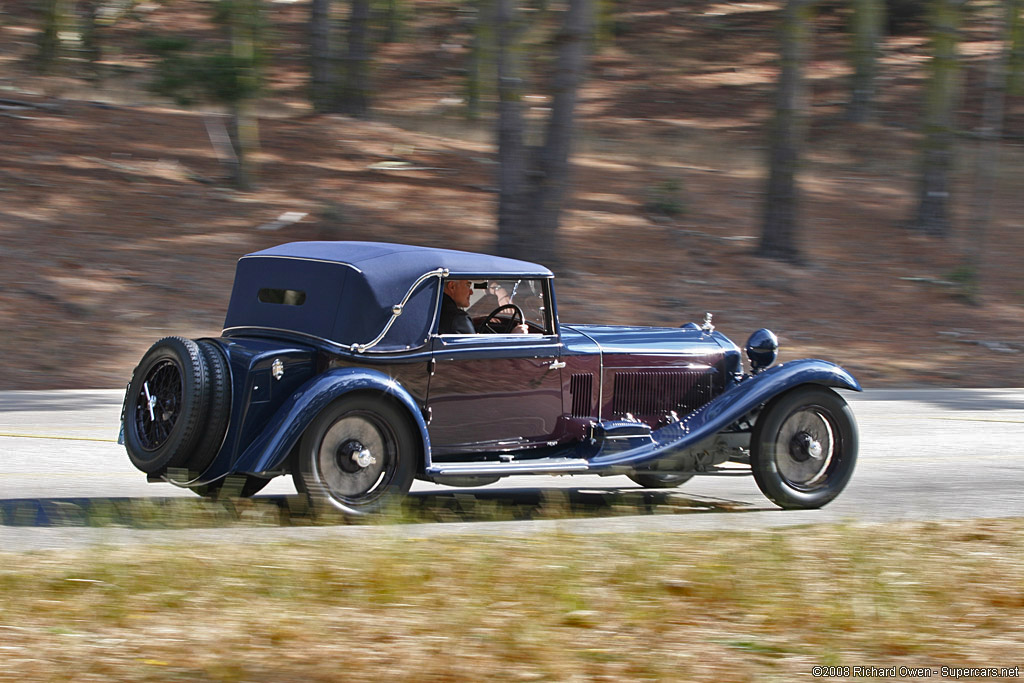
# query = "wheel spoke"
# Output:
<box><xmin>133</xmin><ymin>360</ymin><xmax>183</xmax><ymax>451</ymax></box>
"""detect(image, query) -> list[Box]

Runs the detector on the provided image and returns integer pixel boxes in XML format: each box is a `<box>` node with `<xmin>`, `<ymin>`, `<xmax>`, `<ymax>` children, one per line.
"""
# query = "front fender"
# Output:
<box><xmin>589</xmin><ymin>358</ymin><xmax>860</xmax><ymax>468</ymax></box>
<box><xmin>231</xmin><ymin>368</ymin><xmax>431</xmax><ymax>475</ymax></box>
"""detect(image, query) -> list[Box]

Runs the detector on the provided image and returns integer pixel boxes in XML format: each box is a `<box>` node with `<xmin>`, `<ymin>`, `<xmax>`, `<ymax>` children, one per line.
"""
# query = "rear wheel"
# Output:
<box><xmin>750</xmin><ymin>386</ymin><xmax>858</xmax><ymax>509</ymax></box>
<box><xmin>627</xmin><ymin>472</ymin><xmax>694</xmax><ymax>489</ymax></box>
<box><xmin>294</xmin><ymin>395</ymin><xmax>417</xmax><ymax>515</ymax></box>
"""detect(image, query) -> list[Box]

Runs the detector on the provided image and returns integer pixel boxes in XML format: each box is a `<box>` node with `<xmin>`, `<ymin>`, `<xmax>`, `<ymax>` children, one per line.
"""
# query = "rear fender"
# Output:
<box><xmin>589</xmin><ymin>358</ymin><xmax>860</xmax><ymax>468</ymax></box>
<box><xmin>230</xmin><ymin>368</ymin><xmax>431</xmax><ymax>475</ymax></box>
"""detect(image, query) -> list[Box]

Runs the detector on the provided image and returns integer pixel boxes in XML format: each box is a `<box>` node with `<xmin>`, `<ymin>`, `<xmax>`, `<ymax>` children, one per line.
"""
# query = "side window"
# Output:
<box><xmin>465</xmin><ymin>278</ymin><xmax>553</xmax><ymax>334</ymax></box>
<box><xmin>258</xmin><ymin>288</ymin><xmax>306</xmax><ymax>306</ymax></box>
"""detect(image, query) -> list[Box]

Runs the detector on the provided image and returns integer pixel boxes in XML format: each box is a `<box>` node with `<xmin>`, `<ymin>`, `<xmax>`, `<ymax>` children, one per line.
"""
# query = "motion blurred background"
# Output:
<box><xmin>1</xmin><ymin>0</ymin><xmax>1022</xmax><ymax>390</ymax></box>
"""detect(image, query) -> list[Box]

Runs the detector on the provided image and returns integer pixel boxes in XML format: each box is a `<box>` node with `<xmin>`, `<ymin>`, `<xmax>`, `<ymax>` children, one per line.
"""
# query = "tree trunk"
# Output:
<box><xmin>228</xmin><ymin>0</ymin><xmax>262</xmax><ymax>189</ymax></box>
<box><xmin>909</xmin><ymin>0</ymin><xmax>962</xmax><ymax>237</ymax></box>
<box><xmin>846</xmin><ymin>0</ymin><xmax>884</xmax><ymax>122</ymax></box>
<box><xmin>309</xmin><ymin>0</ymin><xmax>334</xmax><ymax>112</ymax></box>
<box><xmin>38</xmin><ymin>0</ymin><xmax>70</xmax><ymax>72</ymax></box>
<box><xmin>1008</xmin><ymin>0</ymin><xmax>1023</xmax><ymax>95</ymax></box>
<box><xmin>521</xmin><ymin>0</ymin><xmax>592</xmax><ymax>267</ymax></box>
<box><xmin>495</xmin><ymin>0</ymin><xmax>528</xmax><ymax>259</ymax></box>
<box><xmin>381</xmin><ymin>0</ymin><xmax>402</xmax><ymax>44</ymax></box>
<box><xmin>338</xmin><ymin>0</ymin><xmax>371</xmax><ymax>117</ymax></box>
<box><xmin>465</xmin><ymin>0</ymin><xmax>493</xmax><ymax>120</ymax></box>
<box><xmin>495</xmin><ymin>0</ymin><xmax>592</xmax><ymax>267</ymax></box>
<box><xmin>962</xmin><ymin>0</ymin><xmax>1013</xmax><ymax>302</ymax></box>
<box><xmin>78</xmin><ymin>0</ymin><xmax>102</xmax><ymax>66</ymax></box>
<box><xmin>760</xmin><ymin>0</ymin><xmax>812</xmax><ymax>262</ymax></box>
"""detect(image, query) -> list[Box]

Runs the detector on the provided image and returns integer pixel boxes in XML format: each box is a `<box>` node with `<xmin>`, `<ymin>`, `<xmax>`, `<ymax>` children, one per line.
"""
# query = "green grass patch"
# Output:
<box><xmin>0</xmin><ymin>519</ymin><xmax>1022</xmax><ymax>680</ymax></box>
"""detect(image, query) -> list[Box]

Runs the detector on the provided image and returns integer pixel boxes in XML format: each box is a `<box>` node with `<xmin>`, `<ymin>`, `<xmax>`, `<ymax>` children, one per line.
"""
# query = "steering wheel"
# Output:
<box><xmin>477</xmin><ymin>303</ymin><xmax>526</xmax><ymax>334</ymax></box>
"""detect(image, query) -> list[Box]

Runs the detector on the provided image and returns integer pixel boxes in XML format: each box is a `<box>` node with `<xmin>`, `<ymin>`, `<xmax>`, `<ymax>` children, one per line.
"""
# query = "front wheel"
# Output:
<box><xmin>750</xmin><ymin>386</ymin><xmax>858</xmax><ymax>509</ymax></box>
<box><xmin>293</xmin><ymin>395</ymin><xmax>417</xmax><ymax>515</ymax></box>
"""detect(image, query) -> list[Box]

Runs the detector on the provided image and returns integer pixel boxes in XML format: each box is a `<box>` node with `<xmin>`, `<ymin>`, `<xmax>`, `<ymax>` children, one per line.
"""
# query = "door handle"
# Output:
<box><xmin>547</xmin><ymin>360</ymin><xmax>566</xmax><ymax>370</ymax></box>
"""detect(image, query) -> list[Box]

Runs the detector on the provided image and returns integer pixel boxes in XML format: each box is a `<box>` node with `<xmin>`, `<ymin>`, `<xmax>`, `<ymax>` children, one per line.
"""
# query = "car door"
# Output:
<box><xmin>426</xmin><ymin>278</ymin><xmax>564</xmax><ymax>456</ymax></box>
<box><xmin>426</xmin><ymin>334</ymin><xmax>564</xmax><ymax>455</ymax></box>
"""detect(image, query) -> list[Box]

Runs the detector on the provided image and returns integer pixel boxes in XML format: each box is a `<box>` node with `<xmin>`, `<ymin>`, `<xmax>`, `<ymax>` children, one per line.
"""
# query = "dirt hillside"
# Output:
<box><xmin>1</xmin><ymin>0</ymin><xmax>1023</xmax><ymax>389</ymax></box>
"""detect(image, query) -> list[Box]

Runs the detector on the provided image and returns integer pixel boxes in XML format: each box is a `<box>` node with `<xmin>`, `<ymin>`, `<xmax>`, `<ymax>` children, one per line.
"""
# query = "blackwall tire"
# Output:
<box><xmin>294</xmin><ymin>394</ymin><xmax>417</xmax><ymax>515</ymax></box>
<box><xmin>627</xmin><ymin>472</ymin><xmax>695</xmax><ymax>489</ymax></box>
<box><xmin>123</xmin><ymin>337</ymin><xmax>210</xmax><ymax>476</ymax></box>
<box><xmin>750</xmin><ymin>386</ymin><xmax>858</xmax><ymax>509</ymax></box>
<box><xmin>177</xmin><ymin>340</ymin><xmax>232</xmax><ymax>479</ymax></box>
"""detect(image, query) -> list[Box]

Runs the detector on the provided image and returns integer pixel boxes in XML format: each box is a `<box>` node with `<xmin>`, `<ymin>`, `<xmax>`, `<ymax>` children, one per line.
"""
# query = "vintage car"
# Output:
<box><xmin>120</xmin><ymin>241</ymin><xmax>860</xmax><ymax>513</ymax></box>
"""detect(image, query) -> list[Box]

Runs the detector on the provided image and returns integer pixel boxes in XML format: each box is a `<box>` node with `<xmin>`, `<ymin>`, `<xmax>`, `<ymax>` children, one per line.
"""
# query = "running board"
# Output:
<box><xmin>425</xmin><ymin>457</ymin><xmax>591</xmax><ymax>477</ymax></box>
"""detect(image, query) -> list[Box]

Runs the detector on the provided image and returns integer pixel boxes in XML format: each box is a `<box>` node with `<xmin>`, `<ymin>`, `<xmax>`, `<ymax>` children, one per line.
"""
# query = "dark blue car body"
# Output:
<box><xmin>121</xmin><ymin>241</ymin><xmax>860</xmax><ymax>512</ymax></box>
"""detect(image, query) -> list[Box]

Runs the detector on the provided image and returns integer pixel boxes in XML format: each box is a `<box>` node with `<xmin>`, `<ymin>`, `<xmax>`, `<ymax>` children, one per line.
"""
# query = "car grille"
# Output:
<box><xmin>611</xmin><ymin>369</ymin><xmax>719</xmax><ymax>419</ymax></box>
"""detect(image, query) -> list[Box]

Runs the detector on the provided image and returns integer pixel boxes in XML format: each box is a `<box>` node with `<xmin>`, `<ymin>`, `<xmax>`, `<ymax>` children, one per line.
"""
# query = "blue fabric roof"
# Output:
<box><xmin>222</xmin><ymin>241</ymin><xmax>551</xmax><ymax>352</ymax></box>
<box><xmin>247</xmin><ymin>241</ymin><xmax>552</xmax><ymax>279</ymax></box>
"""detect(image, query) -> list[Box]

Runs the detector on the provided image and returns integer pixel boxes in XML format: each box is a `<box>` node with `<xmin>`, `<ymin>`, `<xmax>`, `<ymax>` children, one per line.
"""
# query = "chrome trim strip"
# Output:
<box><xmin>222</xmin><ymin>325</ymin><xmax>356</xmax><ymax>352</ymax></box>
<box><xmin>221</xmin><ymin>327</ymin><xmax>434</xmax><ymax>359</ymax></box>
<box><xmin>426</xmin><ymin>459</ymin><xmax>591</xmax><ymax>477</ymax></box>
<box><xmin>238</xmin><ymin>255</ymin><xmax>364</xmax><ymax>273</ymax></box>
<box><xmin>353</xmin><ymin>268</ymin><xmax>448</xmax><ymax>353</ymax></box>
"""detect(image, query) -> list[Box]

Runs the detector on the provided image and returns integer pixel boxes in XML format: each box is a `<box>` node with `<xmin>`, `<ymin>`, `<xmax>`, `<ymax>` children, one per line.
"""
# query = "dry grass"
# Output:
<box><xmin>1</xmin><ymin>519</ymin><xmax>1022</xmax><ymax>681</ymax></box>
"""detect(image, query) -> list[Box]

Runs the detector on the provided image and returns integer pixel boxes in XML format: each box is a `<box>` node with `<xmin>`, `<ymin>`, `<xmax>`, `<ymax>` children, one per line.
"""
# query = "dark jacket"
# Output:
<box><xmin>439</xmin><ymin>293</ymin><xmax>475</xmax><ymax>335</ymax></box>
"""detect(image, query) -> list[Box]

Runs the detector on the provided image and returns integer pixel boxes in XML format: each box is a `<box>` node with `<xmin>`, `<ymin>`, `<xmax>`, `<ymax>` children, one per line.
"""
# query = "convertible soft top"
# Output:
<box><xmin>222</xmin><ymin>241</ymin><xmax>552</xmax><ymax>352</ymax></box>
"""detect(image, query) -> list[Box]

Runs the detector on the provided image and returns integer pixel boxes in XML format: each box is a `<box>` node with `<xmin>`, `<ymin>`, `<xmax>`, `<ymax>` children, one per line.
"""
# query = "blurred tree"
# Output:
<box><xmin>594</xmin><ymin>0</ymin><xmax>618</xmax><ymax>45</ymax></box>
<box><xmin>146</xmin><ymin>0</ymin><xmax>266</xmax><ymax>189</ymax></box>
<box><xmin>908</xmin><ymin>0</ymin><xmax>962</xmax><ymax>237</ymax></box>
<box><xmin>495</xmin><ymin>0</ymin><xmax>593</xmax><ymax>267</ymax></box>
<box><xmin>337</xmin><ymin>0</ymin><xmax>371</xmax><ymax>117</ymax></box>
<box><xmin>495</xmin><ymin>0</ymin><xmax>527</xmax><ymax>247</ymax></box>
<box><xmin>962</xmin><ymin>0</ymin><xmax>1017</xmax><ymax>302</ymax></box>
<box><xmin>464</xmin><ymin>0</ymin><xmax>494</xmax><ymax>119</ymax></box>
<box><xmin>310</xmin><ymin>0</ymin><xmax>373</xmax><ymax>117</ymax></box>
<box><xmin>760</xmin><ymin>0</ymin><xmax>813</xmax><ymax>262</ymax></box>
<box><xmin>309</xmin><ymin>0</ymin><xmax>333</xmax><ymax>112</ymax></box>
<box><xmin>37</xmin><ymin>0</ymin><xmax>71</xmax><ymax>71</ymax></box>
<box><xmin>380</xmin><ymin>0</ymin><xmax>405</xmax><ymax>43</ymax></box>
<box><xmin>223</xmin><ymin>0</ymin><xmax>263</xmax><ymax>188</ymax></box>
<box><xmin>886</xmin><ymin>0</ymin><xmax>928</xmax><ymax>33</ymax></box>
<box><xmin>846</xmin><ymin>0</ymin><xmax>885</xmax><ymax>122</ymax></box>
<box><xmin>1009</xmin><ymin>0</ymin><xmax>1024</xmax><ymax>94</ymax></box>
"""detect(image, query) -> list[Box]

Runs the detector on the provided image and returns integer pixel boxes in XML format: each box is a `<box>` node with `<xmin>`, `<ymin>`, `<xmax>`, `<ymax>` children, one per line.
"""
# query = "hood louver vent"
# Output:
<box><xmin>569</xmin><ymin>373</ymin><xmax>594</xmax><ymax>418</ymax></box>
<box><xmin>611</xmin><ymin>370</ymin><xmax>718</xmax><ymax>419</ymax></box>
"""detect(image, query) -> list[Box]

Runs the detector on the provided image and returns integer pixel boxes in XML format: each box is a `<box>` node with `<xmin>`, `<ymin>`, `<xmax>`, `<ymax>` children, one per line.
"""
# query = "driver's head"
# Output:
<box><xmin>444</xmin><ymin>279</ymin><xmax>473</xmax><ymax>308</ymax></box>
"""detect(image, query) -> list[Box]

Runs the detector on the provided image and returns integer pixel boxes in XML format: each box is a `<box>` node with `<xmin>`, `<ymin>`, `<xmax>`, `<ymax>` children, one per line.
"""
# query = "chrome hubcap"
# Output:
<box><xmin>775</xmin><ymin>408</ymin><xmax>834</xmax><ymax>487</ymax></box>
<box><xmin>317</xmin><ymin>416</ymin><xmax>389</xmax><ymax>498</ymax></box>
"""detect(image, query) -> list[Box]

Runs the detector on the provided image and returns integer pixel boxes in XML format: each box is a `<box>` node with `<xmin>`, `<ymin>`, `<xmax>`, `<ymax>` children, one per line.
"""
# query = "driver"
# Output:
<box><xmin>439</xmin><ymin>279</ymin><xmax>530</xmax><ymax>335</ymax></box>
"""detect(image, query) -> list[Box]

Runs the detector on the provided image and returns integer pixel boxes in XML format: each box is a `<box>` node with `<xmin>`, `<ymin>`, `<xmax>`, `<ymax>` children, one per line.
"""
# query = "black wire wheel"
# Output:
<box><xmin>123</xmin><ymin>337</ymin><xmax>210</xmax><ymax>476</ymax></box>
<box><xmin>294</xmin><ymin>394</ymin><xmax>417</xmax><ymax>515</ymax></box>
<box><xmin>750</xmin><ymin>386</ymin><xmax>858</xmax><ymax>509</ymax></box>
<box><xmin>627</xmin><ymin>472</ymin><xmax>695</xmax><ymax>489</ymax></box>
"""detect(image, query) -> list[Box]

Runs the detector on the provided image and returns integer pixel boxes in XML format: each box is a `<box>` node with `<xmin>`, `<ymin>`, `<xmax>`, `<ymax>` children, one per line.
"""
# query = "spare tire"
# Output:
<box><xmin>176</xmin><ymin>340</ymin><xmax>233</xmax><ymax>479</ymax></box>
<box><xmin>124</xmin><ymin>337</ymin><xmax>211</xmax><ymax>476</ymax></box>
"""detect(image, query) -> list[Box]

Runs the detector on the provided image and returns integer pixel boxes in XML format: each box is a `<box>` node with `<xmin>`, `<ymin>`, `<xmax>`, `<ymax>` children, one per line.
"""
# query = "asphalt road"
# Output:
<box><xmin>1</xmin><ymin>388</ymin><xmax>1022</xmax><ymax>551</ymax></box>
